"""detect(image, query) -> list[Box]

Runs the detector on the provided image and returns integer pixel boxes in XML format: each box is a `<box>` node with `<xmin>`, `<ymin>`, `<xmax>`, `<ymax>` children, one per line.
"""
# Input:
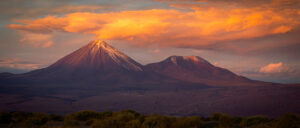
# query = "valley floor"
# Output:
<box><xmin>1</xmin><ymin>84</ymin><xmax>299</xmax><ymax>117</ymax></box>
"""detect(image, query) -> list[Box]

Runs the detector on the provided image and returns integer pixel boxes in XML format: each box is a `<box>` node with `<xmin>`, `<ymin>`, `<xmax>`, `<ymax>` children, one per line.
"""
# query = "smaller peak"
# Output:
<box><xmin>168</xmin><ymin>55</ymin><xmax>182</xmax><ymax>59</ymax></box>
<box><xmin>169</xmin><ymin>56</ymin><xmax>179</xmax><ymax>64</ymax></box>
<box><xmin>184</xmin><ymin>56</ymin><xmax>210</xmax><ymax>64</ymax></box>
<box><xmin>183</xmin><ymin>56</ymin><xmax>200</xmax><ymax>61</ymax></box>
<box><xmin>168</xmin><ymin>55</ymin><xmax>199</xmax><ymax>60</ymax></box>
<box><xmin>167</xmin><ymin>55</ymin><xmax>209</xmax><ymax>64</ymax></box>
<box><xmin>167</xmin><ymin>56</ymin><xmax>187</xmax><ymax>64</ymax></box>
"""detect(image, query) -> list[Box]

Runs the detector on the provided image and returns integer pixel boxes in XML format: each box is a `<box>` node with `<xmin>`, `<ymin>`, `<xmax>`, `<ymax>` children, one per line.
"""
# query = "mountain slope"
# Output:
<box><xmin>1</xmin><ymin>40</ymin><xmax>148</xmax><ymax>84</ymax></box>
<box><xmin>145</xmin><ymin>56</ymin><xmax>262</xmax><ymax>86</ymax></box>
<box><xmin>49</xmin><ymin>40</ymin><xmax>143</xmax><ymax>72</ymax></box>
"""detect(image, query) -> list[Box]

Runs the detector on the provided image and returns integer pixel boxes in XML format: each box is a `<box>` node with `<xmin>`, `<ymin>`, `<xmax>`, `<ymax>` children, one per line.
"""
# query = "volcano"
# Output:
<box><xmin>145</xmin><ymin>56</ymin><xmax>261</xmax><ymax>86</ymax></box>
<box><xmin>2</xmin><ymin>40</ymin><xmax>149</xmax><ymax>84</ymax></box>
<box><xmin>49</xmin><ymin>40</ymin><xmax>143</xmax><ymax>72</ymax></box>
<box><xmin>0</xmin><ymin>40</ymin><xmax>299</xmax><ymax>117</ymax></box>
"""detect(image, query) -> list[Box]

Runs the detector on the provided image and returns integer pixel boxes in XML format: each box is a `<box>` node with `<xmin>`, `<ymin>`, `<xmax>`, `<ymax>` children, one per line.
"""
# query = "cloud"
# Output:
<box><xmin>1</xmin><ymin>0</ymin><xmax>299</xmax><ymax>83</ymax></box>
<box><xmin>42</xmin><ymin>41</ymin><xmax>54</xmax><ymax>48</ymax></box>
<box><xmin>0</xmin><ymin>59</ymin><xmax>42</xmax><ymax>71</ymax></box>
<box><xmin>19</xmin><ymin>33</ymin><xmax>54</xmax><ymax>48</ymax></box>
<box><xmin>7</xmin><ymin>4</ymin><xmax>300</xmax><ymax>49</ymax></box>
<box><xmin>259</xmin><ymin>62</ymin><xmax>289</xmax><ymax>73</ymax></box>
<box><xmin>42</xmin><ymin>5</ymin><xmax>103</xmax><ymax>14</ymax></box>
<box><xmin>192</xmin><ymin>49</ymin><xmax>204</xmax><ymax>54</ymax></box>
<box><xmin>234</xmin><ymin>61</ymin><xmax>299</xmax><ymax>83</ymax></box>
<box><xmin>161</xmin><ymin>0</ymin><xmax>300</xmax><ymax>9</ymax></box>
<box><xmin>0</xmin><ymin>0</ymin><xmax>114</xmax><ymax>20</ymax></box>
<box><xmin>151</xmin><ymin>49</ymin><xmax>161</xmax><ymax>53</ymax></box>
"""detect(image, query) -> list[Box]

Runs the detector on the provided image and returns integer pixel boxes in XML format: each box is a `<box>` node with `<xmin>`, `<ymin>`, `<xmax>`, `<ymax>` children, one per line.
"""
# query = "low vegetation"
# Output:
<box><xmin>0</xmin><ymin>110</ymin><xmax>299</xmax><ymax>128</ymax></box>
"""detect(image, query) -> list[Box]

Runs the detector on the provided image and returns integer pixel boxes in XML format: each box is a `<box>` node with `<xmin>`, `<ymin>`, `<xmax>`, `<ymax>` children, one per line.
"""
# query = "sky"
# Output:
<box><xmin>0</xmin><ymin>0</ymin><xmax>300</xmax><ymax>83</ymax></box>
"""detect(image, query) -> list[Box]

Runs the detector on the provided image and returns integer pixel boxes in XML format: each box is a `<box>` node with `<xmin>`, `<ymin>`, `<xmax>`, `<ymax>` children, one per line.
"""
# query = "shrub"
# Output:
<box><xmin>85</xmin><ymin>119</ymin><xmax>94</xmax><ymax>126</ymax></box>
<box><xmin>63</xmin><ymin>114</ymin><xmax>79</xmax><ymax>127</ymax></box>
<box><xmin>172</xmin><ymin>116</ymin><xmax>204</xmax><ymax>128</ymax></box>
<box><xmin>113</xmin><ymin>110</ymin><xmax>139</xmax><ymax>122</ymax></box>
<box><xmin>91</xmin><ymin>118</ymin><xmax>120</xmax><ymax>128</ymax></box>
<box><xmin>240</xmin><ymin>115</ymin><xmax>270</xmax><ymax>127</ymax></box>
<box><xmin>49</xmin><ymin>114</ymin><xmax>64</xmax><ymax>121</ymax></box>
<box><xmin>74</xmin><ymin>110</ymin><xmax>101</xmax><ymax>121</ymax></box>
<box><xmin>91</xmin><ymin>111</ymin><xmax>139</xmax><ymax>128</ymax></box>
<box><xmin>254</xmin><ymin>124</ymin><xmax>273</xmax><ymax>128</ymax></box>
<box><xmin>11</xmin><ymin>111</ymin><xmax>31</xmax><ymax>122</ymax></box>
<box><xmin>99</xmin><ymin>110</ymin><xmax>113</xmax><ymax>119</ymax></box>
<box><xmin>121</xmin><ymin>110</ymin><xmax>140</xmax><ymax>117</ymax></box>
<box><xmin>231</xmin><ymin>116</ymin><xmax>243</xmax><ymax>124</ymax></box>
<box><xmin>0</xmin><ymin>110</ymin><xmax>299</xmax><ymax>128</ymax></box>
<box><xmin>276</xmin><ymin>113</ymin><xmax>300</xmax><ymax>128</ymax></box>
<box><xmin>210</xmin><ymin>113</ymin><xmax>224</xmax><ymax>121</ymax></box>
<box><xmin>32</xmin><ymin>112</ymin><xmax>49</xmax><ymax>124</ymax></box>
<box><xmin>125</xmin><ymin>119</ymin><xmax>142</xmax><ymax>128</ymax></box>
<box><xmin>19</xmin><ymin>113</ymin><xmax>49</xmax><ymax>128</ymax></box>
<box><xmin>0</xmin><ymin>111</ymin><xmax>12</xmax><ymax>124</ymax></box>
<box><xmin>20</xmin><ymin>117</ymin><xmax>45</xmax><ymax>128</ymax></box>
<box><xmin>218</xmin><ymin>114</ymin><xmax>233</xmax><ymax>128</ymax></box>
<box><xmin>141</xmin><ymin>115</ymin><xmax>175</xmax><ymax>128</ymax></box>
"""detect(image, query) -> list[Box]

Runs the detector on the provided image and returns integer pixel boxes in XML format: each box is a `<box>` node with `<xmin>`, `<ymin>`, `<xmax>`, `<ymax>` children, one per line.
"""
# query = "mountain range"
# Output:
<box><xmin>0</xmin><ymin>40</ymin><xmax>264</xmax><ymax>86</ymax></box>
<box><xmin>0</xmin><ymin>40</ymin><xmax>299</xmax><ymax>117</ymax></box>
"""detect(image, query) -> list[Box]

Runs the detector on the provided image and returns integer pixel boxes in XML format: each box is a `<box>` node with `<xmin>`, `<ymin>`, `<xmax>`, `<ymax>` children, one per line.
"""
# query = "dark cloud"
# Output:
<box><xmin>157</xmin><ymin>0</ymin><xmax>300</xmax><ymax>8</ymax></box>
<box><xmin>0</xmin><ymin>0</ymin><xmax>170</xmax><ymax>22</ymax></box>
<box><xmin>0</xmin><ymin>0</ymin><xmax>110</xmax><ymax>21</ymax></box>
<box><xmin>199</xmin><ymin>29</ymin><xmax>300</xmax><ymax>58</ymax></box>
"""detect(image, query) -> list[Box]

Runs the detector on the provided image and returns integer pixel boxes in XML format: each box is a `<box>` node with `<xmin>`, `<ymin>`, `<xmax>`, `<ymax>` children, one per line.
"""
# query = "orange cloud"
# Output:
<box><xmin>20</xmin><ymin>33</ymin><xmax>54</xmax><ymax>48</ymax></box>
<box><xmin>259</xmin><ymin>62</ymin><xmax>289</xmax><ymax>73</ymax></box>
<box><xmin>42</xmin><ymin>41</ymin><xmax>54</xmax><ymax>48</ymax></box>
<box><xmin>0</xmin><ymin>59</ymin><xmax>42</xmax><ymax>70</ymax></box>
<box><xmin>7</xmin><ymin>4</ymin><xmax>300</xmax><ymax>48</ymax></box>
<box><xmin>151</xmin><ymin>49</ymin><xmax>161</xmax><ymax>53</ymax></box>
<box><xmin>49</xmin><ymin>5</ymin><xmax>103</xmax><ymax>14</ymax></box>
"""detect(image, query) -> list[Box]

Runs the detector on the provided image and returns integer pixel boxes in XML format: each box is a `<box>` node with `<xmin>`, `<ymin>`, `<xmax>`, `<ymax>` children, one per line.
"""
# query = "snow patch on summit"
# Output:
<box><xmin>183</xmin><ymin>56</ymin><xmax>209</xmax><ymax>64</ymax></box>
<box><xmin>89</xmin><ymin>40</ymin><xmax>143</xmax><ymax>71</ymax></box>
<box><xmin>170</xmin><ymin>57</ymin><xmax>178</xmax><ymax>65</ymax></box>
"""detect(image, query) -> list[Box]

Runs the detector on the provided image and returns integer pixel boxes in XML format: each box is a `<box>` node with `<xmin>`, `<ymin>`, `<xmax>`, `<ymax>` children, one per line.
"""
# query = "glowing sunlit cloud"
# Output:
<box><xmin>151</xmin><ymin>49</ymin><xmax>161</xmax><ymax>53</ymax></box>
<box><xmin>50</xmin><ymin>5</ymin><xmax>103</xmax><ymax>13</ymax></box>
<box><xmin>20</xmin><ymin>33</ymin><xmax>54</xmax><ymax>48</ymax></box>
<box><xmin>42</xmin><ymin>41</ymin><xmax>54</xmax><ymax>48</ymax></box>
<box><xmin>0</xmin><ymin>59</ymin><xmax>42</xmax><ymax>70</ymax></box>
<box><xmin>259</xmin><ymin>62</ymin><xmax>289</xmax><ymax>73</ymax></box>
<box><xmin>7</xmin><ymin>6</ymin><xmax>300</xmax><ymax>49</ymax></box>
